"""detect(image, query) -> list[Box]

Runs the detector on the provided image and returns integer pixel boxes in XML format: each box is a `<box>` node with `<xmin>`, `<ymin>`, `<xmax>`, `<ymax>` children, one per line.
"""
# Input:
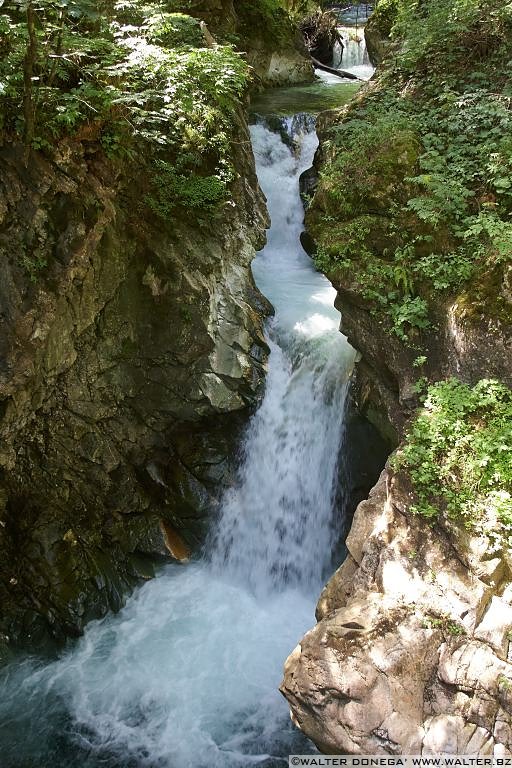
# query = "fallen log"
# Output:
<box><xmin>311</xmin><ymin>56</ymin><xmax>363</xmax><ymax>80</ymax></box>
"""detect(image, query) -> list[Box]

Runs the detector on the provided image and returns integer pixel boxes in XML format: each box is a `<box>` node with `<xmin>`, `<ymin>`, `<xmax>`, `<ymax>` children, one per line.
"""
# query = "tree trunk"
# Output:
<box><xmin>47</xmin><ymin>8</ymin><xmax>66</xmax><ymax>87</ymax></box>
<box><xmin>23</xmin><ymin>2</ymin><xmax>37</xmax><ymax>159</ymax></box>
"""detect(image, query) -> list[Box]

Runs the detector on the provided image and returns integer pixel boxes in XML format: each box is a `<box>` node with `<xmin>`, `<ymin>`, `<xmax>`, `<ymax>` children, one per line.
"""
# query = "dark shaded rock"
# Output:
<box><xmin>299</xmin><ymin>165</ymin><xmax>317</xmax><ymax>209</ymax></box>
<box><xmin>300</xmin><ymin>11</ymin><xmax>342</xmax><ymax>66</ymax></box>
<box><xmin>329</xmin><ymin>385</ymin><xmax>391</xmax><ymax>573</ymax></box>
<box><xmin>0</xmin><ymin>106</ymin><xmax>270</xmax><ymax>648</ymax></box>
<box><xmin>300</xmin><ymin>230</ymin><xmax>316</xmax><ymax>256</ymax></box>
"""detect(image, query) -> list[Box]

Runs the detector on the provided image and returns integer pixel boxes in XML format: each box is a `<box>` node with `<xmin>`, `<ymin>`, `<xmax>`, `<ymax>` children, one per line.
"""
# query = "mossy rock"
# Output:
<box><xmin>365</xmin><ymin>0</ymin><xmax>398</xmax><ymax>65</ymax></box>
<box><xmin>454</xmin><ymin>263</ymin><xmax>512</xmax><ymax>326</ymax></box>
<box><xmin>235</xmin><ymin>0</ymin><xmax>296</xmax><ymax>48</ymax></box>
<box><xmin>313</xmin><ymin>129</ymin><xmax>421</xmax><ymax>222</ymax></box>
<box><xmin>306</xmin><ymin>214</ymin><xmax>396</xmax><ymax>270</ymax></box>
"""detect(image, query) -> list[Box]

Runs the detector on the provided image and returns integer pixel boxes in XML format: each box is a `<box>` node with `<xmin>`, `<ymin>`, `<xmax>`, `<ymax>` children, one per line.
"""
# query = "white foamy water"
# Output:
<box><xmin>0</xmin><ymin>120</ymin><xmax>356</xmax><ymax>768</ymax></box>
<box><xmin>333</xmin><ymin>25</ymin><xmax>374</xmax><ymax>80</ymax></box>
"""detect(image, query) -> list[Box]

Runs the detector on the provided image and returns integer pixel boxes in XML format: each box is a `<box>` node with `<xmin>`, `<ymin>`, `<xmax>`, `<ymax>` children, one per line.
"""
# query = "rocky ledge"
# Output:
<box><xmin>282</xmin><ymin>468</ymin><xmax>512</xmax><ymax>755</ymax></box>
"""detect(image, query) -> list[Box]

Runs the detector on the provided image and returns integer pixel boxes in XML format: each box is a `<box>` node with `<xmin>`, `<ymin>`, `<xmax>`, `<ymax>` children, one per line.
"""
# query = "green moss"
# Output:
<box><xmin>235</xmin><ymin>0</ymin><xmax>296</xmax><ymax>47</ymax></box>
<box><xmin>145</xmin><ymin>159</ymin><xmax>228</xmax><ymax>218</ymax></box>
<box><xmin>455</xmin><ymin>264</ymin><xmax>512</xmax><ymax>326</ymax></box>
<box><xmin>318</xmin><ymin>125</ymin><xmax>421</xmax><ymax>218</ymax></box>
<box><xmin>312</xmin><ymin>215</ymin><xmax>391</xmax><ymax>267</ymax></box>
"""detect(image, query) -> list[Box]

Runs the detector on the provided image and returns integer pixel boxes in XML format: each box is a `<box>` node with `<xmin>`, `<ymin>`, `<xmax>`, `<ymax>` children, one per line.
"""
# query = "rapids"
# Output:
<box><xmin>0</xmin><ymin>112</ymin><xmax>356</xmax><ymax>768</ymax></box>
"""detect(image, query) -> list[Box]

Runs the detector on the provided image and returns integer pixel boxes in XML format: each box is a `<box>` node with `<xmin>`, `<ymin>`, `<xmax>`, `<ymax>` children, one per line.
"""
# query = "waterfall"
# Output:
<box><xmin>0</xmin><ymin>118</ymin><xmax>356</xmax><ymax>768</ymax></box>
<box><xmin>333</xmin><ymin>25</ymin><xmax>374</xmax><ymax>80</ymax></box>
<box><xmin>210</xmin><ymin>119</ymin><xmax>355</xmax><ymax>594</ymax></box>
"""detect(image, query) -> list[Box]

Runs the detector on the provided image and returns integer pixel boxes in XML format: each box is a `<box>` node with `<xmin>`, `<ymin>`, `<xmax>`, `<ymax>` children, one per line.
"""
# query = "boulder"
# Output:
<box><xmin>281</xmin><ymin>470</ymin><xmax>512</xmax><ymax>755</ymax></box>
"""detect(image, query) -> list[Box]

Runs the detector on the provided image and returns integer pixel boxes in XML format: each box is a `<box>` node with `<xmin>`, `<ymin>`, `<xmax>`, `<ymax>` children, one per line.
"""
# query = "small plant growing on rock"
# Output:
<box><xmin>422</xmin><ymin>613</ymin><xmax>466</xmax><ymax>637</ymax></box>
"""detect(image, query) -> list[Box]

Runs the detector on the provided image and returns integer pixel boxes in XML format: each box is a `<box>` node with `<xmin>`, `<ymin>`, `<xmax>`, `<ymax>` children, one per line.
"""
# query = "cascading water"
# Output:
<box><xmin>0</xmin><ymin>116</ymin><xmax>356</xmax><ymax>768</ymax></box>
<box><xmin>333</xmin><ymin>26</ymin><xmax>374</xmax><ymax>80</ymax></box>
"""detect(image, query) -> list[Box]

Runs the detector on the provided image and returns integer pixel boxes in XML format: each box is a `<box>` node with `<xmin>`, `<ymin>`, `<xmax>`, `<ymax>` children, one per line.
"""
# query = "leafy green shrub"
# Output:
<box><xmin>394</xmin><ymin>0</ymin><xmax>512</xmax><ymax>74</ymax></box>
<box><xmin>369</xmin><ymin>0</ymin><xmax>399</xmax><ymax>38</ymax></box>
<box><xmin>0</xmin><ymin>1</ymin><xmax>250</xmax><ymax>233</ymax></box>
<box><xmin>392</xmin><ymin>379</ymin><xmax>512</xmax><ymax>543</ymax></box>
<box><xmin>309</xmin><ymin>0</ymin><xmax>512</xmax><ymax>341</ymax></box>
<box><xmin>145</xmin><ymin>160</ymin><xmax>227</xmax><ymax>217</ymax></box>
<box><xmin>146</xmin><ymin>12</ymin><xmax>203</xmax><ymax>48</ymax></box>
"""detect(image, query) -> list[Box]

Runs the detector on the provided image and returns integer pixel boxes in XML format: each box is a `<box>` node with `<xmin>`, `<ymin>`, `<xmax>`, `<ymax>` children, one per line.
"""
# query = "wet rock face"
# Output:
<box><xmin>281</xmin><ymin>470</ymin><xmax>512</xmax><ymax>755</ymax></box>
<box><xmin>0</xmin><ymin>111</ymin><xmax>270</xmax><ymax>646</ymax></box>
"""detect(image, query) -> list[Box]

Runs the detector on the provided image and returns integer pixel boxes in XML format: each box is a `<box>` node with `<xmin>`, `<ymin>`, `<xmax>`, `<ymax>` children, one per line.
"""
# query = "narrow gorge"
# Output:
<box><xmin>0</xmin><ymin>80</ymin><xmax>382</xmax><ymax>768</ymax></box>
<box><xmin>0</xmin><ymin>0</ymin><xmax>511</xmax><ymax>764</ymax></box>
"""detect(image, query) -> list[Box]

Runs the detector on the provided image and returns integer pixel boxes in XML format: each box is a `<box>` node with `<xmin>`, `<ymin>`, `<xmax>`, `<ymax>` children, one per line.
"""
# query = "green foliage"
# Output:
<box><xmin>310</xmin><ymin>0</ymin><xmax>512</xmax><ymax>341</ymax></box>
<box><xmin>413</xmin><ymin>249</ymin><xmax>475</xmax><ymax>292</ymax></box>
<box><xmin>281</xmin><ymin>0</ymin><xmax>320</xmax><ymax>20</ymax></box>
<box><xmin>145</xmin><ymin>159</ymin><xmax>227</xmax><ymax>217</ymax></box>
<box><xmin>388</xmin><ymin>296</ymin><xmax>429</xmax><ymax>340</ymax></box>
<box><xmin>422</xmin><ymin>613</ymin><xmax>466</xmax><ymax>636</ymax></box>
<box><xmin>17</xmin><ymin>242</ymin><xmax>47</xmax><ymax>282</ymax></box>
<box><xmin>145</xmin><ymin>12</ymin><xmax>203</xmax><ymax>48</ymax></box>
<box><xmin>369</xmin><ymin>0</ymin><xmax>399</xmax><ymax>38</ymax></box>
<box><xmin>392</xmin><ymin>379</ymin><xmax>512</xmax><ymax>544</ymax></box>
<box><xmin>393</xmin><ymin>0</ymin><xmax>512</xmax><ymax>75</ymax></box>
<box><xmin>0</xmin><ymin>0</ymin><xmax>251</xmax><ymax>232</ymax></box>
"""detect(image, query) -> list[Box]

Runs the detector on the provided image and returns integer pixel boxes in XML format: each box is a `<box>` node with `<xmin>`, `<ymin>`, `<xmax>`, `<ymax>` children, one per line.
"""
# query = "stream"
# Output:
<box><xmin>0</xmin><ymin>85</ymin><xmax>360</xmax><ymax>768</ymax></box>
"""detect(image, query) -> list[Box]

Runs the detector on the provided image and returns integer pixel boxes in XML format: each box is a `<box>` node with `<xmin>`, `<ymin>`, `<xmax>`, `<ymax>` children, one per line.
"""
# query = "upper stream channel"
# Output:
<box><xmin>0</xmin><ymin>69</ymin><xmax>369</xmax><ymax>768</ymax></box>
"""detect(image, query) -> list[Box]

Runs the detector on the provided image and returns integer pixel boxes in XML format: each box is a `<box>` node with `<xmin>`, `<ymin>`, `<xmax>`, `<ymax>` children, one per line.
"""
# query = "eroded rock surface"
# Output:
<box><xmin>281</xmin><ymin>470</ymin><xmax>512</xmax><ymax>755</ymax></box>
<box><xmin>0</xmin><ymin>108</ymin><xmax>270</xmax><ymax>646</ymax></box>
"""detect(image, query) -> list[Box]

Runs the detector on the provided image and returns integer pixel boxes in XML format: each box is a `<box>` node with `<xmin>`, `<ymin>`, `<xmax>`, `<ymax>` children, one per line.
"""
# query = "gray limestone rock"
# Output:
<box><xmin>281</xmin><ymin>470</ymin><xmax>512</xmax><ymax>755</ymax></box>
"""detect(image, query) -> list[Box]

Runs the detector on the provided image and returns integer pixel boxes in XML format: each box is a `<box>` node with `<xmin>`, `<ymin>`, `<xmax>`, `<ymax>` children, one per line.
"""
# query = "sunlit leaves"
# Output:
<box><xmin>393</xmin><ymin>379</ymin><xmax>512</xmax><ymax>543</ymax></box>
<box><xmin>0</xmin><ymin>0</ymin><xmax>249</xmax><ymax>214</ymax></box>
<box><xmin>313</xmin><ymin>0</ymin><xmax>512</xmax><ymax>341</ymax></box>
